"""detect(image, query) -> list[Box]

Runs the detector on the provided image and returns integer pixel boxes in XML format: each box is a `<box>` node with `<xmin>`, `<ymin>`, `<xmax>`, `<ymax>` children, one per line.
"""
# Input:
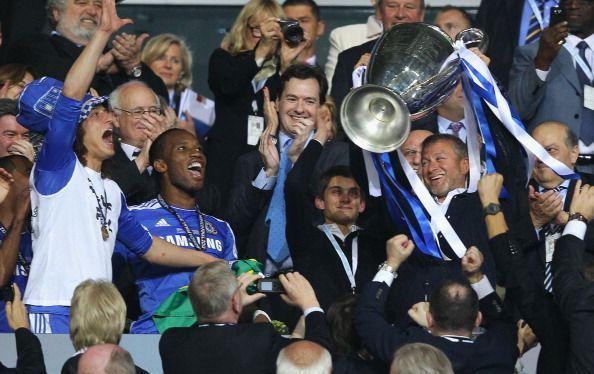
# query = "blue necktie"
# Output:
<box><xmin>541</xmin><ymin>185</ymin><xmax>567</xmax><ymax>293</ymax></box>
<box><xmin>266</xmin><ymin>139</ymin><xmax>293</xmax><ymax>264</ymax></box>
<box><xmin>577</xmin><ymin>41</ymin><xmax>594</xmax><ymax>144</ymax></box>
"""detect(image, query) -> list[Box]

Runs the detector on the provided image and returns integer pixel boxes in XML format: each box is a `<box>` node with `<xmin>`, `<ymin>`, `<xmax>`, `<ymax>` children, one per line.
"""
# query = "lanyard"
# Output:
<box><xmin>320</xmin><ymin>225</ymin><xmax>358</xmax><ymax>292</ymax></box>
<box><xmin>564</xmin><ymin>43</ymin><xmax>594</xmax><ymax>83</ymax></box>
<box><xmin>157</xmin><ymin>195</ymin><xmax>206</xmax><ymax>251</ymax></box>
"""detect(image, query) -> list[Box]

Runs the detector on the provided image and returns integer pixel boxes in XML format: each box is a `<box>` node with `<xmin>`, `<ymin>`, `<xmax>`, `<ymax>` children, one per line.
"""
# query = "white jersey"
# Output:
<box><xmin>24</xmin><ymin>161</ymin><xmax>123</xmax><ymax>306</ymax></box>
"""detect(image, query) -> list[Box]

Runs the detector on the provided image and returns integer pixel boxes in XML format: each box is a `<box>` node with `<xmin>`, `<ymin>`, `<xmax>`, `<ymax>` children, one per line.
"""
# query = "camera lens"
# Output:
<box><xmin>279</xmin><ymin>20</ymin><xmax>304</xmax><ymax>46</ymax></box>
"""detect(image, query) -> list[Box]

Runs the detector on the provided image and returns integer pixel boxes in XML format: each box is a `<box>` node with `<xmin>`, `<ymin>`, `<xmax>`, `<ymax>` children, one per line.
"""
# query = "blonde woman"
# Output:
<box><xmin>142</xmin><ymin>34</ymin><xmax>215</xmax><ymax>136</ymax></box>
<box><xmin>206</xmin><ymin>0</ymin><xmax>308</xmax><ymax>199</ymax></box>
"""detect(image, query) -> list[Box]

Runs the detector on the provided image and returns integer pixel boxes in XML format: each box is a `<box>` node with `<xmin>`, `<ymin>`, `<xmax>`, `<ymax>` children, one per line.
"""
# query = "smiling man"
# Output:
<box><xmin>116</xmin><ymin>128</ymin><xmax>237</xmax><ymax>334</ymax></box>
<box><xmin>227</xmin><ymin>64</ymin><xmax>348</xmax><ymax>275</ymax></box>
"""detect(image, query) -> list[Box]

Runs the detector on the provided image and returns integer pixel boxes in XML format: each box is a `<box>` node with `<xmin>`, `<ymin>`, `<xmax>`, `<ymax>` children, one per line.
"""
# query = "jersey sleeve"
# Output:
<box><xmin>223</xmin><ymin>222</ymin><xmax>238</xmax><ymax>262</ymax></box>
<box><xmin>116</xmin><ymin>194</ymin><xmax>153</xmax><ymax>256</ymax></box>
<box><xmin>34</xmin><ymin>94</ymin><xmax>81</xmax><ymax>195</ymax></box>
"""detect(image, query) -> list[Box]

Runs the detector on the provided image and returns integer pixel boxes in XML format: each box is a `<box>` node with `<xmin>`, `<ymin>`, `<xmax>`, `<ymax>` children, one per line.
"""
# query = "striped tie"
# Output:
<box><xmin>541</xmin><ymin>184</ymin><xmax>567</xmax><ymax>293</ymax></box>
<box><xmin>525</xmin><ymin>0</ymin><xmax>545</xmax><ymax>45</ymax></box>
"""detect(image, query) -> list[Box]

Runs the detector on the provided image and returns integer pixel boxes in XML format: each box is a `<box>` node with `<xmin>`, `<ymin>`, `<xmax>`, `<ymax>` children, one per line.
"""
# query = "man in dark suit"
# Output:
<box><xmin>476</xmin><ymin>0</ymin><xmax>559</xmax><ymax>88</ymax></box>
<box><xmin>355</xmin><ymin>234</ymin><xmax>522</xmax><ymax>373</ymax></box>
<box><xmin>553</xmin><ymin>183</ymin><xmax>594</xmax><ymax>373</ymax></box>
<box><xmin>159</xmin><ymin>262</ymin><xmax>333</xmax><ymax>374</ymax></box>
<box><xmin>284</xmin><ymin>123</ymin><xmax>385</xmax><ymax>310</ymax></box>
<box><xmin>4</xmin><ymin>0</ymin><xmax>166</xmax><ymax>97</ymax></box>
<box><xmin>225</xmin><ymin>64</ymin><xmax>348</xmax><ymax>271</ymax></box>
<box><xmin>509</xmin><ymin>0</ymin><xmax>594</xmax><ymax>174</ymax></box>
<box><xmin>330</xmin><ymin>0</ymin><xmax>425</xmax><ymax>111</ymax></box>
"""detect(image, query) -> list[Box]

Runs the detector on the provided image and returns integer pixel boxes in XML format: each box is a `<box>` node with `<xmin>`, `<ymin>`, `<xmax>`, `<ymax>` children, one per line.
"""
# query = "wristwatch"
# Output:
<box><xmin>378</xmin><ymin>261</ymin><xmax>397</xmax><ymax>276</ymax></box>
<box><xmin>483</xmin><ymin>203</ymin><xmax>502</xmax><ymax>216</ymax></box>
<box><xmin>568</xmin><ymin>212</ymin><xmax>588</xmax><ymax>224</ymax></box>
<box><xmin>129</xmin><ymin>65</ymin><xmax>142</xmax><ymax>78</ymax></box>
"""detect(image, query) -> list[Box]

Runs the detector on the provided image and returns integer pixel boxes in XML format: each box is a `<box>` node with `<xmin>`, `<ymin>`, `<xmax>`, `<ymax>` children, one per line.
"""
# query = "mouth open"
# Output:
<box><xmin>187</xmin><ymin>161</ymin><xmax>203</xmax><ymax>178</ymax></box>
<box><xmin>102</xmin><ymin>128</ymin><xmax>114</xmax><ymax>144</ymax></box>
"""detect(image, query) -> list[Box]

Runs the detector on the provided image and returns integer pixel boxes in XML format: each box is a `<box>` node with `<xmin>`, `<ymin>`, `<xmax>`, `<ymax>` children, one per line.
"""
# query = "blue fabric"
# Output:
<box><xmin>116</xmin><ymin>198</ymin><xmax>237</xmax><ymax>334</ymax></box>
<box><xmin>27</xmin><ymin>306</ymin><xmax>70</xmax><ymax>334</ymax></box>
<box><xmin>116</xmin><ymin>194</ymin><xmax>153</xmax><ymax>257</ymax></box>
<box><xmin>0</xmin><ymin>231</ymin><xmax>33</xmax><ymax>332</ymax></box>
<box><xmin>265</xmin><ymin>139</ymin><xmax>293</xmax><ymax>264</ymax></box>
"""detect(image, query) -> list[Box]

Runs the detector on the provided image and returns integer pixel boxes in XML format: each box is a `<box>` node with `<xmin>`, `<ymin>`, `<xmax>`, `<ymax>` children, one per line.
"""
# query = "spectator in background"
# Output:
<box><xmin>433</xmin><ymin>5</ymin><xmax>473</xmax><ymax>41</ymax></box>
<box><xmin>276</xmin><ymin>340</ymin><xmax>332</xmax><ymax>374</ymax></box>
<box><xmin>141</xmin><ymin>33</ymin><xmax>216</xmax><ymax>138</ymax></box>
<box><xmin>0</xmin><ymin>64</ymin><xmax>37</xmax><ymax>100</ymax></box>
<box><xmin>0</xmin><ymin>100</ymin><xmax>35</xmax><ymax>163</ymax></box>
<box><xmin>77</xmin><ymin>344</ymin><xmax>136</xmax><ymax>374</ymax></box>
<box><xmin>324</xmin><ymin>0</ymin><xmax>383</xmax><ymax>90</ymax></box>
<box><xmin>0</xmin><ymin>284</ymin><xmax>46</xmax><ymax>373</ymax></box>
<box><xmin>4</xmin><ymin>0</ymin><xmax>167</xmax><ymax>97</ymax></box>
<box><xmin>0</xmin><ymin>156</ymin><xmax>32</xmax><ymax>332</ymax></box>
<box><xmin>282</xmin><ymin>0</ymin><xmax>325</xmax><ymax>66</ymax></box>
<box><xmin>390</xmin><ymin>343</ymin><xmax>453</xmax><ymax>374</ymax></box>
<box><xmin>207</xmin><ymin>0</ymin><xmax>309</xmax><ymax>201</ymax></box>
<box><xmin>61</xmin><ymin>279</ymin><xmax>147</xmax><ymax>374</ymax></box>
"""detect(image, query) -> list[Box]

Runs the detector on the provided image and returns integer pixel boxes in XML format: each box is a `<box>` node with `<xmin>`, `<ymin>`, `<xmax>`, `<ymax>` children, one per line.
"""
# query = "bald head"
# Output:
<box><xmin>77</xmin><ymin>344</ymin><xmax>135</xmax><ymax>374</ymax></box>
<box><xmin>276</xmin><ymin>341</ymin><xmax>332</xmax><ymax>373</ymax></box>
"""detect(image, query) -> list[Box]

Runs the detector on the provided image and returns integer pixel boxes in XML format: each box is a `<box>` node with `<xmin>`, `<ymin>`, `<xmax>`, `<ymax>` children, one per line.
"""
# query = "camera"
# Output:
<box><xmin>257</xmin><ymin>278</ymin><xmax>285</xmax><ymax>294</ymax></box>
<box><xmin>549</xmin><ymin>7</ymin><xmax>565</xmax><ymax>27</ymax></box>
<box><xmin>277</xmin><ymin>19</ymin><xmax>304</xmax><ymax>46</ymax></box>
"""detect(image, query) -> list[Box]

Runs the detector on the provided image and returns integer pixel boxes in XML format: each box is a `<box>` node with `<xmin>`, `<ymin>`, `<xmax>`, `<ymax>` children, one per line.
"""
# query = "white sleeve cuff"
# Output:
<box><xmin>563</xmin><ymin>220</ymin><xmax>587</xmax><ymax>240</ymax></box>
<box><xmin>253</xmin><ymin>309</ymin><xmax>271</xmax><ymax>322</ymax></box>
<box><xmin>470</xmin><ymin>275</ymin><xmax>494</xmax><ymax>300</ymax></box>
<box><xmin>252</xmin><ymin>168</ymin><xmax>277</xmax><ymax>190</ymax></box>
<box><xmin>372</xmin><ymin>270</ymin><xmax>396</xmax><ymax>287</ymax></box>
<box><xmin>303</xmin><ymin>307</ymin><xmax>324</xmax><ymax>317</ymax></box>
<box><xmin>535</xmin><ymin>68</ymin><xmax>549</xmax><ymax>82</ymax></box>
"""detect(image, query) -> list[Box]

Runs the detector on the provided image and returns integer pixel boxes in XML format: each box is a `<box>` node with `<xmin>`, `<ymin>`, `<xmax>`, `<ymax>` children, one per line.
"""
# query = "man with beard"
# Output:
<box><xmin>116</xmin><ymin>128</ymin><xmax>237</xmax><ymax>334</ymax></box>
<box><xmin>4</xmin><ymin>0</ymin><xmax>166</xmax><ymax>97</ymax></box>
<box><xmin>18</xmin><ymin>0</ymin><xmax>218</xmax><ymax>333</ymax></box>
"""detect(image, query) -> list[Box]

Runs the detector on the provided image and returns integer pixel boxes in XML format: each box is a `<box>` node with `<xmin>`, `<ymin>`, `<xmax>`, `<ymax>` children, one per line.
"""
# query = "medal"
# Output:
<box><xmin>101</xmin><ymin>225</ymin><xmax>109</xmax><ymax>241</ymax></box>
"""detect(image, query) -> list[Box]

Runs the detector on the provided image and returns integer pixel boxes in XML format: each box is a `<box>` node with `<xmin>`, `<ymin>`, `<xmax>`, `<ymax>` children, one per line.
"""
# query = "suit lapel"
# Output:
<box><xmin>507</xmin><ymin>0</ymin><xmax>523</xmax><ymax>45</ymax></box>
<box><xmin>556</xmin><ymin>48</ymin><xmax>582</xmax><ymax>92</ymax></box>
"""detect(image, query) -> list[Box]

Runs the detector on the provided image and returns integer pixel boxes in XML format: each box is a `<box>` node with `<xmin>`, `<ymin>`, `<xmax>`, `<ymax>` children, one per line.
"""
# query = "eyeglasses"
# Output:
<box><xmin>115</xmin><ymin>107</ymin><xmax>162</xmax><ymax>119</ymax></box>
<box><xmin>248</xmin><ymin>24</ymin><xmax>262</xmax><ymax>37</ymax></box>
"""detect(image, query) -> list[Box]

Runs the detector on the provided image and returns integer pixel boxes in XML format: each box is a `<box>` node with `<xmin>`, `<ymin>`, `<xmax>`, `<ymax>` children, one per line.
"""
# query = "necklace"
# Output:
<box><xmin>157</xmin><ymin>195</ymin><xmax>206</xmax><ymax>250</ymax></box>
<box><xmin>87</xmin><ymin>177</ymin><xmax>111</xmax><ymax>241</ymax></box>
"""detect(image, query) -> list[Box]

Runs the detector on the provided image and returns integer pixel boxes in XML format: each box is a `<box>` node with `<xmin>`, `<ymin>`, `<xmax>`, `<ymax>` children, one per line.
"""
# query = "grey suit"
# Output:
<box><xmin>509</xmin><ymin>43</ymin><xmax>583</xmax><ymax>133</ymax></box>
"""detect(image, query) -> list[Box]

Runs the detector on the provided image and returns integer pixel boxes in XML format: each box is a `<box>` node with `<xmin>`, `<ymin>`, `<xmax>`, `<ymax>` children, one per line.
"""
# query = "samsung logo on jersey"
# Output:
<box><xmin>162</xmin><ymin>235</ymin><xmax>223</xmax><ymax>251</ymax></box>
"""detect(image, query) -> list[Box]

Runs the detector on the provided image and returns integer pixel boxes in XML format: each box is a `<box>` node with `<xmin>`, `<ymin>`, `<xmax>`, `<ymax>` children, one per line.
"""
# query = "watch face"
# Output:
<box><xmin>132</xmin><ymin>67</ymin><xmax>141</xmax><ymax>78</ymax></box>
<box><xmin>485</xmin><ymin>203</ymin><xmax>501</xmax><ymax>215</ymax></box>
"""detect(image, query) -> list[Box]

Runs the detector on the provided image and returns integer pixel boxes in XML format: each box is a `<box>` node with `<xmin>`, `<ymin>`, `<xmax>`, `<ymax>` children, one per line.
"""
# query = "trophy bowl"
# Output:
<box><xmin>366</xmin><ymin>22</ymin><xmax>462</xmax><ymax>121</ymax></box>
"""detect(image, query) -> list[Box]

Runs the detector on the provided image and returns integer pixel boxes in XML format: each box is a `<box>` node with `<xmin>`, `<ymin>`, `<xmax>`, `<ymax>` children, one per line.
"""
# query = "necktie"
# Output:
<box><xmin>448</xmin><ymin>122</ymin><xmax>465</xmax><ymax>139</ymax></box>
<box><xmin>541</xmin><ymin>184</ymin><xmax>567</xmax><ymax>293</ymax></box>
<box><xmin>265</xmin><ymin>139</ymin><xmax>293</xmax><ymax>265</ymax></box>
<box><xmin>577</xmin><ymin>41</ymin><xmax>594</xmax><ymax>144</ymax></box>
<box><xmin>132</xmin><ymin>149</ymin><xmax>141</xmax><ymax>158</ymax></box>
<box><xmin>525</xmin><ymin>0</ymin><xmax>545</xmax><ymax>45</ymax></box>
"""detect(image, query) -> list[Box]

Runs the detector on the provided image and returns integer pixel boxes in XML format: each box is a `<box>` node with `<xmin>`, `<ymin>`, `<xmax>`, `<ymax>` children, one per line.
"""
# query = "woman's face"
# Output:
<box><xmin>245</xmin><ymin>13</ymin><xmax>271</xmax><ymax>50</ymax></box>
<box><xmin>149</xmin><ymin>43</ymin><xmax>184</xmax><ymax>90</ymax></box>
<box><xmin>5</xmin><ymin>72</ymin><xmax>34</xmax><ymax>100</ymax></box>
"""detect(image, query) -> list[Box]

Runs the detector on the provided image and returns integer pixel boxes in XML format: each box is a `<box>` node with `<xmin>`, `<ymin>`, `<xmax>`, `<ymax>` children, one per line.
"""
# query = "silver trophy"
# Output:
<box><xmin>341</xmin><ymin>22</ymin><xmax>484</xmax><ymax>153</ymax></box>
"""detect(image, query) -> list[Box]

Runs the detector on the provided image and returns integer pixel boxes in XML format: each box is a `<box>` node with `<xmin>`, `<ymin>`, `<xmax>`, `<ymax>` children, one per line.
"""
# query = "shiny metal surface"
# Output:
<box><xmin>455</xmin><ymin>28</ymin><xmax>489</xmax><ymax>53</ymax></box>
<box><xmin>340</xmin><ymin>84</ymin><xmax>411</xmax><ymax>153</ymax></box>
<box><xmin>366</xmin><ymin>22</ymin><xmax>461</xmax><ymax>120</ymax></box>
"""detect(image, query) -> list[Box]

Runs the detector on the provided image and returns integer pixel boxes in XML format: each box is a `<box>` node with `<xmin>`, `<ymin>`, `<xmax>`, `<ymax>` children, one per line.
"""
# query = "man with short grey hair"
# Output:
<box><xmin>159</xmin><ymin>262</ymin><xmax>333</xmax><ymax>374</ymax></box>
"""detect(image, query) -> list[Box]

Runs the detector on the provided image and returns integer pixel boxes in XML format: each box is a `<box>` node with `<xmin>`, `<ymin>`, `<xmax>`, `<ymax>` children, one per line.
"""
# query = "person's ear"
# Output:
<box><xmin>153</xmin><ymin>159</ymin><xmax>167</xmax><ymax>174</ymax></box>
<box><xmin>314</xmin><ymin>196</ymin><xmax>325</xmax><ymax>210</ymax></box>
<box><xmin>358</xmin><ymin>199</ymin><xmax>366</xmax><ymax>214</ymax></box>
<box><xmin>460</xmin><ymin>157</ymin><xmax>469</xmax><ymax>175</ymax></box>
<box><xmin>426</xmin><ymin>310</ymin><xmax>434</xmax><ymax>329</ymax></box>
<box><xmin>316</xmin><ymin>20</ymin><xmax>325</xmax><ymax>38</ymax></box>
<box><xmin>475</xmin><ymin>311</ymin><xmax>483</xmax><ymax>328</ymax></box>
<box><xmin>52</xmin><ymin>8</ymin><xmax>61</xmax><ymax>25</ymax></box>
<box><xmin>570</xmin><ymin>145</ymin><xmax>579</xmax><ymax>166</ymax></box>
<box><xmin>231</xmin><ymin>290</ymin><xmax>242</xmax><ymax>314</ymax></box>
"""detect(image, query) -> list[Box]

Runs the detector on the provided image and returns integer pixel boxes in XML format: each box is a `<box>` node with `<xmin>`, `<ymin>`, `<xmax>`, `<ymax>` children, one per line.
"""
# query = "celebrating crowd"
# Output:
<box><xmin>1</xmin><ymin>0</ymin><xmax>594</xmax><ymax>373</ymax></box>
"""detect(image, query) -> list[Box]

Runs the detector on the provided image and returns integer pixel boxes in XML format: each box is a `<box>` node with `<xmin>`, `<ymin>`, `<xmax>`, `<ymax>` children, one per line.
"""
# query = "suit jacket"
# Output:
<box><xmin>206</xmin><ymin>48</ymin><xmax>281</xmax><ymax>200</ymax></box>
<box><xmin>110</xmin><ymin>143</ymin><xmax>159</xmax><ymax>207</ymax></box>
<box><xmin>552</xmin><ymin>234</ymin><xmax>594</xmax><ymax>374</ymax></box>
<box><xmin>355</xmin><ymin>281</ymin><xmax>518</xmax><ymax>373</ymax></box>
<box><xmin>509</xmin><ymin>42</ymin><xmax>583</xmax><ymax>134</ymax></box>
<box><xmin>475</xmin><ymin>0</ymin><xmax>524</xmax><ymax>88</ymax></box>
<box><xmin>285</xmin><ymin>140</ymin><xmax>384</xmax><ymax>310</ymax></box>
<box><xmin>0</xmin><ymin>328</ymin><xmax>46</xmax><ymax>373</ymax></box>
<box><xmin>225</xmin><ymin>139</ymin><xmax>349</xmax><ymax>261</ymax></box>
<box><xmin>159</xmin><ymin>311</ymin><xmax>333</xmax><ymax>374</ymax></box>
<box><xmin>5</xmin><ymin>33</ymin><xmax>167</xmax><ymax>97</ymax></box>
<box><xmin>331</xmin><ymin>39</ymin><xmax>378</xmax><ymax>114</ymax></box>
<box><xmin>325</xmin><ymin>16</ymin><xmax>383</xmax><ymax>90</ymax></box>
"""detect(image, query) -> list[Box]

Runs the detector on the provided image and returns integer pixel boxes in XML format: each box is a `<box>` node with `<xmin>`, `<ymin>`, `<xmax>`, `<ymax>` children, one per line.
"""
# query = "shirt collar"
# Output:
<box><xmin>566</xmin><ymin>34</ymin><xmax>594</xmax><ymax>51</ymax></box>
<box><xmin>437</xmin><ymin>116</ymin><xmax>465</xmax><ymax>133</ymax></box>
<box><xmin>319</xmin><ymin>223</ymin><xmax>361</xmax><ymax>242</ymax></box>
<box><xmin>366</xmin><ymin>15</ymin><xmax>383</xmax><ymax>39</ymax></box>
<box><xmin>120</xmin><ymin>142</ymin><xmax>142</xmax><ymax>161</ymax></box>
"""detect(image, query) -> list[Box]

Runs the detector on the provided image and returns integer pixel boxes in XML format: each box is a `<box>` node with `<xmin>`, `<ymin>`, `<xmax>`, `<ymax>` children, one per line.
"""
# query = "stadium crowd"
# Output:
<box><xmin>1</xmin><ymin>0</ymin><xmax>594</xmax><ymax>373</ymax></box>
